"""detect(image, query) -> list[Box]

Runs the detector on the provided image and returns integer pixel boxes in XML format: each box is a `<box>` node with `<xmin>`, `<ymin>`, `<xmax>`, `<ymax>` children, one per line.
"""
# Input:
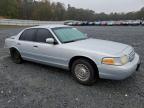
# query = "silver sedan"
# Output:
<box><xmin>5</xmin><ymin>25</ymin><xmax>140</xmax><ymax>85</ymax></box>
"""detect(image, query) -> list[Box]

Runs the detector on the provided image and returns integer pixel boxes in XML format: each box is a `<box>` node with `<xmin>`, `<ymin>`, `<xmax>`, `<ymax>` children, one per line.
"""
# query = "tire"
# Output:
<box><xmin>71</xmin><ymin>59</ymin><xmax>98</xmax><ymax>85</ymax></box>
<box><xmin>10</xmin><ymin>49</ymin><xmax>22</xmax><ymax>64</ymax></box>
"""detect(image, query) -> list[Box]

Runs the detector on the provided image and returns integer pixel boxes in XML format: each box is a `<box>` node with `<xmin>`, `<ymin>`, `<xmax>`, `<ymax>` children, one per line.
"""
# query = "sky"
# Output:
<box><xmin>51</xmin><ymin>0</ymin><xmax>144</xmax><ymax>13</ymax></box>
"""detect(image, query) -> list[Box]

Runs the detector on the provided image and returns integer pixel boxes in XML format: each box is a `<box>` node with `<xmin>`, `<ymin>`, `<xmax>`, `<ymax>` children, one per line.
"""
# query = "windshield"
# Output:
<box><xmin>52</xmin><ymin>27</ymin><xmax>87</xmax><ymax>43</ymax></box>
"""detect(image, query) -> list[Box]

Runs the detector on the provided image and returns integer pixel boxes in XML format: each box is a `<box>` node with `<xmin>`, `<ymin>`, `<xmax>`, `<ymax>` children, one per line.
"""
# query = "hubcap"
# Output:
<box><xmin>74</xmin><ymin>64</ymin><xmax>90</xmax><ymax>81</ymax></box>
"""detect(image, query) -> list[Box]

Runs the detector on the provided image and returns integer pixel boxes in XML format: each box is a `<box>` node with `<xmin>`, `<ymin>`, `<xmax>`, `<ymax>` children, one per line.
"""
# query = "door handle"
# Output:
<box><xmin>17</xmin><ymin>43</ymin><xmax>21</xmax><ymax>45</ymax></box>
<box><xmin>33</xmin><ymin>46</ymin><xmax>38</xmax><ymax>48</ymax></box>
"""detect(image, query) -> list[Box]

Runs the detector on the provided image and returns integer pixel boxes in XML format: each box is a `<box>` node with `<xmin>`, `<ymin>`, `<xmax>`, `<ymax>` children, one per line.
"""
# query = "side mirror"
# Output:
<box><xmin>46</xmin><ymin>38</ymin><xmax>55</xmax><ymax>44</ymax></box>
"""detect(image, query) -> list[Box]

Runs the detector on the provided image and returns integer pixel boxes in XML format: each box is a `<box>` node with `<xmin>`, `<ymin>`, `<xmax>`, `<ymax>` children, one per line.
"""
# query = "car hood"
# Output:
<box><xmin>64</xmin><ymin>38</ymin><xmax>129</xmax><ymax>56</ymax></box>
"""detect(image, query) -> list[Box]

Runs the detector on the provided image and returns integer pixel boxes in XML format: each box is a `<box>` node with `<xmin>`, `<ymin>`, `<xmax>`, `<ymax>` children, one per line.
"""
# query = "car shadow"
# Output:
<box><xmin>1</xmin><ymin>55</ymin><xmax>140</xmax><ymax>89</ymax></box>
<box><xmin>24</xmin><ymin>59</ymin><xmax>139</xmax><ymax>87</ymax></box>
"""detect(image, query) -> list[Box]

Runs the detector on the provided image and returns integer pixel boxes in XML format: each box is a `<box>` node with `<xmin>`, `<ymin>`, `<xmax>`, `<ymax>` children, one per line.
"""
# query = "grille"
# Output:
<box><xmin>128</xmin><ymin>49</ymin><xmax>135</xmax><ymax>62</ymax></box>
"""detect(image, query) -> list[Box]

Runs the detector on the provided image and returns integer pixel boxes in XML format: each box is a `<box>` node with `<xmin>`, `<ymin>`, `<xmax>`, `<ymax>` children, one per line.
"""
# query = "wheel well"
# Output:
<box><xmin>10</xmin><ymin>47</ymin><xmax>18</xmax><ymax>52</ymax></box>
<box><xmin>9</xmin><ymin>47</ymin><xmax>20</xmax><ymax>56</ymax></box>
<box><xmin>69</xmin><ymin>56</ymin><xmax>99</xmax><ymax>77</ymax></box>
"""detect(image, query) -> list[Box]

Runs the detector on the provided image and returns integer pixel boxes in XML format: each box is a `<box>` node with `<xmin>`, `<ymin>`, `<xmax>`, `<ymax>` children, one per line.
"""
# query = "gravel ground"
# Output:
<box><xmin>0</xmin><ymin>26</ymin><xmax>144</xmax><ymax>108</ymax></box>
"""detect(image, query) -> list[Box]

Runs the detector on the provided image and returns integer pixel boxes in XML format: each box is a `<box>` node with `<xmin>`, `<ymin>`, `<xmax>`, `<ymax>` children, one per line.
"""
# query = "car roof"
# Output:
<box><xmin>28</xmin><ymin>24</ymin><xmax>69</xmax><ymax>29</ymax></box>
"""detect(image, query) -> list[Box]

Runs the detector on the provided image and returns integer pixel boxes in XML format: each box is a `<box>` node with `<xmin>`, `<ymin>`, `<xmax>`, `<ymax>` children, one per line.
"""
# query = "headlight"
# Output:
<box><xmin>102</xmin><ymin>55</ymin><xmax>128</xmax><ymax>65</ymax></box>
<box><xmin>120</xmin><ymin>55</ymin><xmax>128</xmax><ymax>65</ymax></box>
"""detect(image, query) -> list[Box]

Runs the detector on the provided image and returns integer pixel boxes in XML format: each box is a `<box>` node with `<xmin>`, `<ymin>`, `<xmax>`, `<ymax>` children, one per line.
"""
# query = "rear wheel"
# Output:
<box><xmin>71</xmin><ymin>59</ymin><xmax>98</xmax><ymax>85</ymax></box>
<box><xmin>10</xmin><ymin>49</ymin><xmax>22</xmax><ymax>64</ymax></box>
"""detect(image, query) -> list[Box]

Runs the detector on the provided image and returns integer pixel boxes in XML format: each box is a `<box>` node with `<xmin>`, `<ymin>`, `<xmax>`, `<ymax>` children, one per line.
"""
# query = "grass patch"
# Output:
<box><xmin>0</xmin><ymin>25</ymin><xmax>31</xmax><ymax>29</ymax></box>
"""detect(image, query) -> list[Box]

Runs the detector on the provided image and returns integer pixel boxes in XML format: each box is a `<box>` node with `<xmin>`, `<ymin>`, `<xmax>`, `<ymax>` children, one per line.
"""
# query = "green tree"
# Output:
<box><xmin>32</xmin><ymin>0</ymin><xmax>52</xmax><ymax>20</ymax></box>
<box><xmin>51</xmin><ymin>2</ymin><xmax>66</xmax><ymax>20</ymax></box>
<box><xmin>137</xmin><ymin>7</ymin><xmax>144</xmax><ymax>20</ymax></box>
<box><xmin>0</xmin><ymin>0</ymin><xmax>18</xmax><ymax>18</ymax></box>
<box><xmin>0</xmin><ymin>0</ymin><xmax>143</xmax><ymax>21</ymax></box>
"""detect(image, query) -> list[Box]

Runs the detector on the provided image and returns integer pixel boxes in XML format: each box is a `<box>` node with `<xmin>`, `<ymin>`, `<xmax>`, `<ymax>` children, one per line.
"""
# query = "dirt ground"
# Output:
<box><xmin>0</xmin><ymin>26</ymin><xmax>144</xmax><ymax>108</ymax></box>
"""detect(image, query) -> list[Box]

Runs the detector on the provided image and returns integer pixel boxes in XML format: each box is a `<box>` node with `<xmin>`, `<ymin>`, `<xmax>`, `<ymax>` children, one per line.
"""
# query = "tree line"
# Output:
<box><xmin>0</xmin><ymin>0</ymin><xmax>144</xmax><ymax>21</ymax></box>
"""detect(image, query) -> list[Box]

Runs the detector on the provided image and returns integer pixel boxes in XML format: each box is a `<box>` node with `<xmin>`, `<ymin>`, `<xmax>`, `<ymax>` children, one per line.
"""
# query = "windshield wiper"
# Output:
<box><xmin>78</xmin><ymin>37</ymin><xmax>88</xmax><ymax>41</ymax></box>
<box><xmin>63</xmin><ymin>38</ymin><xmax>88</xmax><ymax>43</ymax></box>
<box><xmin>63</xmin><ymin>40</ymin><xmax>77</xmax><ymax>43</ymax></box>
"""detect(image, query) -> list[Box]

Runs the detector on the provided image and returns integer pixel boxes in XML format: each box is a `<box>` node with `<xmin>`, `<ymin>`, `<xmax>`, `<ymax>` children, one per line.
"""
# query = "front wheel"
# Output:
<box><xmin>71</xmin><ymin>59</ymin><xmax>98</xmax><ymax>85</ymax></box>
<box><xmin>10</xmin><ymin>49</ymin><xmax>22</xmax><ymax>64</ymax></box>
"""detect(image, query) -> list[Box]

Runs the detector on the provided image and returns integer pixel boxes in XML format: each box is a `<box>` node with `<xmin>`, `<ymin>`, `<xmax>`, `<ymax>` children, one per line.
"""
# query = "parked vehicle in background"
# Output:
<box><xmin>121</xmin><ymin>21</ymin><xmax>129</xmax><ymax>26</ymax></box>
<box><xmin>81</xmin><ymin>21</ymin><xmax>89</xmax><ymax>26</ymax></box>
<box><xmin>64</xmin><ymin>20</ymin><xmax>77</xmax><ymax>26</ymax></box>
<box><xmin>64</xmin><ymin>20</ymin><xmax>82</xmax><ymax>26</ymax></box>
<box><xmin>88</xmin><ymin>22</ymin><xmax>95</xmax><ymax>26</ymax></box>
<box><xmin>126</xmin><ymin>20</ymin><xmax>141</xmax><ymax>26</ymax></box>
<box><xmin>100</xmin><ymin>21</ymin><xmax>107</xmax><ymax>26</ymax></box>
<box><xmin>114</xmin><ymin>21</ymin><xmax>123</xmax><ymax>26</ymax></box>
<box><xmin>75</xmin><ymin>21</ymin><xmax>83</xmax><ymax>26</ymax></box>
<box><xmin>64</xmin><ymin>20</ymin><xmax>74</xmax><ymax>25</ymax></box>
<box><xmin>5</xmin><ymin>25</ymin><xmax>140</xmax><ymax>85</ymax></box>
<box><xmin>64</xmin><ymin>20</ymin><xmax>143</xmax><ymax>26</ymax></box>
<box><xmin>130</xmin><ymin>20</ymin><xmax>141</xmax><ymax>26</ymax></box>
<box><xmin>107</xmin><ymin>21</ymin><xmax>114</xmax><ymax>26</ymax></box>
<box><xmin>142</xmin><ymin>21</ymin><xmax>144</xmax><ymax>26</ymax></box>
<box><xmin>94</xmin><ymin>21</ymin><xmax>101</xmax><ymax>26</ymax></box>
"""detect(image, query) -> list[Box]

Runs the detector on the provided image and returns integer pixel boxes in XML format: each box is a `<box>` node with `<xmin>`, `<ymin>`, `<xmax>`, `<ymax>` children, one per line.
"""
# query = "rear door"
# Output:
<box><xmin>18</xmin><ymin>28</ymin><xmax>37</xmax><ymax>60</ymax></box>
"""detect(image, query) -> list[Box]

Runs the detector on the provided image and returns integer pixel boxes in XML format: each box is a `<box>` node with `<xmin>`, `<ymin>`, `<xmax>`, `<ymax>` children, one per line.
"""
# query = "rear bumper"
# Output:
<box><xmin>98</xmin><ymin>53</ymin><xmax>140</xmax><ymax>80</ymax></box>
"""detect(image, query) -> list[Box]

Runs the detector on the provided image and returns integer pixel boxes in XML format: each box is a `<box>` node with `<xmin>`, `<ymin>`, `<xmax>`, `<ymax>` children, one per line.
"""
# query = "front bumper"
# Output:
<box><xmin>98</xmin><ymin>53</ymin><xmax>140</xmax><ymax>80</ymax></box>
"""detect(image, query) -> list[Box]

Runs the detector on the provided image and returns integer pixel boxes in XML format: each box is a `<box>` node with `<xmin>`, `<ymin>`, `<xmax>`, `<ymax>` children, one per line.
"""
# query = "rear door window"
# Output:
<box><xmin>19</xmin><ymin>29</ymin><xmax>36</xmax><ymax>41</ymax></box>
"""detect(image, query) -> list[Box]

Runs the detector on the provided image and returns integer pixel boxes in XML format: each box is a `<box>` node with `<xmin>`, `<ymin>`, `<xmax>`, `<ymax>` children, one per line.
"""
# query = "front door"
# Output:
<box><xmin>32</xmin><ymin>28</ymin><xmax>67</xmax><ymax>68</ymax></box>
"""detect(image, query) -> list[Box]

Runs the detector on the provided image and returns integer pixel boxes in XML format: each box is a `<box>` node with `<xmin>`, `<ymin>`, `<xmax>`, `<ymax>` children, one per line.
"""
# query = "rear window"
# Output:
<box><xmin>19</xmin><ymin>29</ymin><xmax>36</xmax><ymax>41</ymax></box>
